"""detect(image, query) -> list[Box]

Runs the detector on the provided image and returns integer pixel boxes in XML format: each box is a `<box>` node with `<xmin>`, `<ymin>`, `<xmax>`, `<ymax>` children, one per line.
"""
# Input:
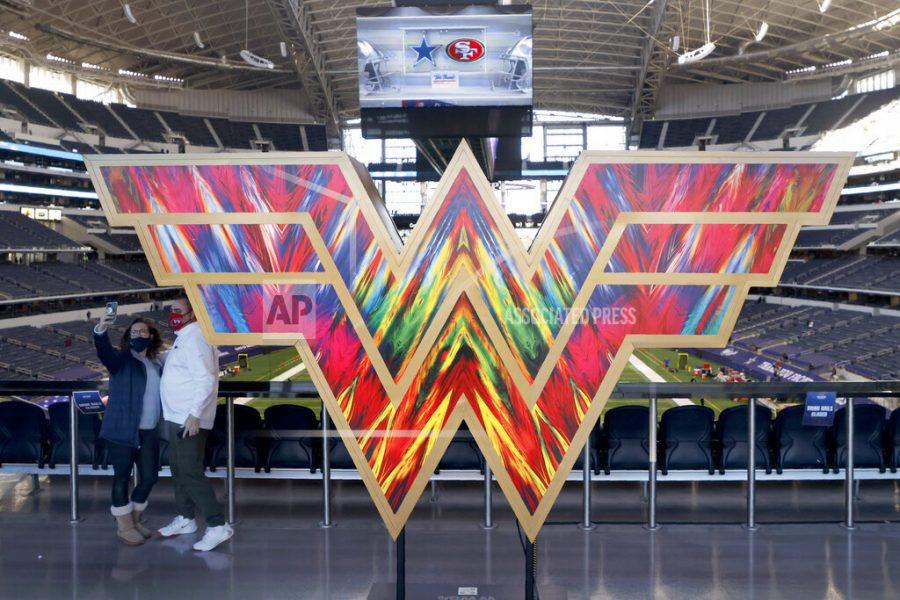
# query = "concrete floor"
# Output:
<box><xmin>0</xmin><ymin>473</ymin><xmax>898</xmax><ymax>599</ymax></box>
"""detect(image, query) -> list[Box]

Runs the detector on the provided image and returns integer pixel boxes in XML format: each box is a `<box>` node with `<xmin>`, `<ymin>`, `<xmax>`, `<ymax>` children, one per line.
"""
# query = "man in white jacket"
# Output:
<box><xmin>155</xmin><ymin>295</ymin><xmax>233</xmax><ymax>551</ymax></box>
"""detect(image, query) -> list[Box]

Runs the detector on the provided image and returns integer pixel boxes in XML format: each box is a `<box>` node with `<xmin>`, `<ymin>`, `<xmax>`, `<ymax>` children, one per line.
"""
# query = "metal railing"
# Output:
<box><xmin>2</xmin><ymin>379</ymin><xmax>899</xmax><ymax>531</ymax></box>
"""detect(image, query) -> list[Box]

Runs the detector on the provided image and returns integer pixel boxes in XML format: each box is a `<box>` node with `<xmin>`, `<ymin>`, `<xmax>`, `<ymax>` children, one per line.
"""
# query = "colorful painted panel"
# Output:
<box><xmin>85</xmin><ymin>146</ymin><xmax>853</xmax><ymax>540</ymax></box>
<box><xmin>148</xmin><ymin>224</ymin><xmax>323</xmax><ymax>273</ymax></box>
<box><xmin>605</xmin><ymin>224</ymin><xmax>786</xmax><ymax>274</ymax></box>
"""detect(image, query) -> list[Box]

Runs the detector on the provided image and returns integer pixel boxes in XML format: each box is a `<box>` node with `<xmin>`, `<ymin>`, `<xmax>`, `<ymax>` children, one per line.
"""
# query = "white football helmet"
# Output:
<box><xmin>358</xmin><ymin>39</ymin><xmax>390</xmax><ymax>93</ymax></box>
<box><xmin>497</xmin><ymin>36</ymin><xmax>532</xmax><ymax>92</ymax></box>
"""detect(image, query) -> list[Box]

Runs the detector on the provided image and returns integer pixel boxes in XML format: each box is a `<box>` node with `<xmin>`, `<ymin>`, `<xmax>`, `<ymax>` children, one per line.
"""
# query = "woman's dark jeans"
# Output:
<box><xmin>107</xmin><ymin>428</ymin><xmax>160</xmax><ymax>507</ymax></box>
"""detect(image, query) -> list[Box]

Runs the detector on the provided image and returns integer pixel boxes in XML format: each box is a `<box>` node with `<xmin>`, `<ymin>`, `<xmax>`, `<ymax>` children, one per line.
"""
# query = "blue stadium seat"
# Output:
<box><xmin>602</xmin><ymin>405</ymin><xmax>649</xmax><ymax>474</ymax></box>
<box><xmin>662</xmin><ymin>118</ymin><xmax>710</xmax><ymax>147</ymax></box>
<box><xmin>436</xmin><ymin>422</ymin><xmax>483</xmax><ymax>472</ymax></box>
<box><xmin>256</xmin><ymin>122</ymin><xmax>303</xmax><ymax>151</ymax></box>
<box><xmin>773</xmin><ymin>404</ymin><xmax>828</xmax><ymax>473</ymax></box>
<box><xmin>23</xmin><ymin>88</ymin><xmax>82</xmax><ymax>130</ymax></box>
<box><xmin>659</xmin><ymin>405</ymin><xmax>715</xmax><ymax>474</ymax></box>
<box><xmin>831</xmin><ymin>403</ymin><xmax>888</xmax><ymax>472</ymax></box>
<box><xmin>0</xmin><ymin>400</ymin><xmax>48</xmax><ymax>467</ymax></box>
<box><xmin>326</xmin><ymin>428</ymin><xmax>357</xmax><ymax>470</ymax></box>
<box><xmin>60</xmin><ymin>95</ymin><xmax>134</xmax><ymax>139</ymax></box>
<box><xmin>47</xmin><ymin>402</ymin><xmax>104</xmax><ymax>469</ymax></box>
<box><xmin>803</xmin><ymin>96</ymin><xmax>856</xmax><ymax>135</ymax></box>
<box><xmin>304</xmin><ymin>125</ymin><xmax>328</xmax><ymax>151</ymax></box>
<box><xmin>156</xmin><ymin>111</ymin><xmax>217</xmax><ymax>147</ymax></box>
<box><xmin>0</xmin><ymin>81</ymin><xmax>54</xmax><ymax>126</ymax></box>
<box><xmin>206</xmin><ymin>404</ymin><xmax>264</xmax><ymax>471</ymax></box>
<box><xmin>109</xmin><ymin>104</ymin><xmax>167</xmax><ymax>142</ymax></box>
<box><xmin>638</xmin><ymin>121</ymin><xmax>663</xmax><ymax>148</ymax></box>
<box><xmin>750</xmin><ymin>105</ymin><xmax>808</xmax><ymax>141</ymax></box>
<box><xmin>262</xmin><ymin>405</ymin><xmax>317</xmax><ymax>472</ymax></box>
<box><xmin>573</xmin><ymin>420</ymin><xmax>601</xmax><ymax>474</ymax></box>
<box><xmin>712</xmin><ymin>112</ymin><xmax>757</xmax><ymax>145</ymax></box>
<box><xmin>715</xmin><ymin>404</ymin><xmax>772</xmax><ymax>474</ymax></box>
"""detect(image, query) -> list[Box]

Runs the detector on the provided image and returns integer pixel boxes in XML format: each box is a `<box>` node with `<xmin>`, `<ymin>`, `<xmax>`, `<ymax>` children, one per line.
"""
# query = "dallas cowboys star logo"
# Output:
<box><xmin>408</xmin><ymin>35</ymin><xmax>440</xmax><ymax>67</ymax></box>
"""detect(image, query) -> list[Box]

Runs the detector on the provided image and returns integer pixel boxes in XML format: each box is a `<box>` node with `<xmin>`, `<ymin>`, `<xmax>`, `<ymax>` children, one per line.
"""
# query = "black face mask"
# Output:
<box><xmin>130</xmin><ymin>337</ymin><xmax>151</xmax><ymax>353</ymax></box>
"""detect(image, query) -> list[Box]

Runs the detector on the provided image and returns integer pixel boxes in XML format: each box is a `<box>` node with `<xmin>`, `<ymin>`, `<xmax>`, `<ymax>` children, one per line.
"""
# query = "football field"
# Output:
<box><xmin>222</xmin><ymin>347</ymin><xmax>743</xmax><ymax>418</ymax></box>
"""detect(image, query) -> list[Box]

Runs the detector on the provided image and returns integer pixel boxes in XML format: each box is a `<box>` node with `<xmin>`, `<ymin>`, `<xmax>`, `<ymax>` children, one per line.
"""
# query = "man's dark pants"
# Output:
<box><xmin>165</xmin><ymin>420</ymin><xmax>225</xmax><ymax>527</ymax></box>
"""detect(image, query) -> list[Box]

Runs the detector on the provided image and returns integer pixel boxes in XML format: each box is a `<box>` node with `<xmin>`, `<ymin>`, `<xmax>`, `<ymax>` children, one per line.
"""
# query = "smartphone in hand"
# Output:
<box><xmin>105</xmin><ymin>302</ymin><xmax>118</xmax><ymax>317</ymax></box>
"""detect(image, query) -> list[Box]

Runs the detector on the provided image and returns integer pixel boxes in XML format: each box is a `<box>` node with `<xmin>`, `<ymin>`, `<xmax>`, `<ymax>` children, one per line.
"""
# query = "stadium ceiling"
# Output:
<box><xmin>1</xmin><ymin>0</ymin><xmax>898</xmax><ymax>134</ymax></box>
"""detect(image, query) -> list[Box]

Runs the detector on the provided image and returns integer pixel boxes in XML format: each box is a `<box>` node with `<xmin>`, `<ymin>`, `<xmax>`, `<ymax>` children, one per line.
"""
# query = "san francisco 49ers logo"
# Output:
<box><xmin>446</xmin><ymin>38</ymin><xmax>485</xmax><ymax>62</ymax></box>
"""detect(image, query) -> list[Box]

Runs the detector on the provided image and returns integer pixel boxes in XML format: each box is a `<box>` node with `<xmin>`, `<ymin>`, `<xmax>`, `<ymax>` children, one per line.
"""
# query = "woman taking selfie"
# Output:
<box><xmin>94</xmin><ymin>311</ymin><xmax>164</xmax><ymax>546</ymax></box>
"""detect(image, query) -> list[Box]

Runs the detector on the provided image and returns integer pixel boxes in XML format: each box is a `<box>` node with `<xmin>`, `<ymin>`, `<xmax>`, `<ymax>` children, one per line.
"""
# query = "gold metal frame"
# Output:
<box><xmin>85</xmin><ymin>144</ymin><xmax>854</xmax><ymax>539</ymax></box>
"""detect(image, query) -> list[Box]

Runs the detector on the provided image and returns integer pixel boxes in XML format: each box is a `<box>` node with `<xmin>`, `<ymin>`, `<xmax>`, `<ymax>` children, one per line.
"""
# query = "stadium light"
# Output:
<box><xmin>677</xmin><ymin>42</ymin><xmax>716</xmax><ymax>64</ymax></box>
<box><xmin>817</xmin><ymin>0</ymin><xmax>832</xmax><ymax>13</ymax></box>
<box><xmin>193</xmin><ymin>31</ymin><xmax>205</xmax><ymax>49</ymax></box>
<box><xmin>280</xmin><ymin>42</ymin><xmax>288</xmax><ymax>58</ymax></box>
<box><xmin>755</xmin><ymin>22</ymin><xmax>769</xmax><ymax>42</ymax></box>
<box><xmin>672</xmin><ymin>35</ymin><xmax>680</xmax><ymax>51</ymax></box>
<box><xmin>123</xmin><ymin>3</ymin><xmax>138</xmax><ymax>24</ymax></box>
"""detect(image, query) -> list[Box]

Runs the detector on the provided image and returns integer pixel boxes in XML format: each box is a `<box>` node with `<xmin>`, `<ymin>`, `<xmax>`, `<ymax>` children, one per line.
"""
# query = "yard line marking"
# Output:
<box><xmin>273</xmin><ymin>361</ymin><xmax>307</xmax><ymax>382</ymax></box>
<box><xmin>628</xmin><ymin>354</ymin><xmax>694</xmax><ymax>406</ymax></box>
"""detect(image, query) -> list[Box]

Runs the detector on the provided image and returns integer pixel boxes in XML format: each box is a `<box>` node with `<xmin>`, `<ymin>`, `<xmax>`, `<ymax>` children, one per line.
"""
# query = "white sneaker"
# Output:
<box><xmin>156</xmin><ymin>516</ymin><xmax>197</xmax><ymax>538</ymax></box>
<box><xmin>192</xmin><ymin>524</ymin><xmax>234</xmax><ymax>552</ymax></box>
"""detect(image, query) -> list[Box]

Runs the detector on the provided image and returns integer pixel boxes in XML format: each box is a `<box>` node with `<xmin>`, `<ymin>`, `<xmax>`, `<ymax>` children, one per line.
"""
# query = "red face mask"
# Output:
<box><xmin>169</xmin><ymin>313</ymin><xmax>185</xmax><ymax>331</ymax></box>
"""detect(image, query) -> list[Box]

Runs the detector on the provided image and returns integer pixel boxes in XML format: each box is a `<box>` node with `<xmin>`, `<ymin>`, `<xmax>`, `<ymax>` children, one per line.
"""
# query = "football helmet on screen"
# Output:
<box><xmin>496</xmin><ymin>36</ymin><xmax>532</xmax><ymax>92</ymax></box>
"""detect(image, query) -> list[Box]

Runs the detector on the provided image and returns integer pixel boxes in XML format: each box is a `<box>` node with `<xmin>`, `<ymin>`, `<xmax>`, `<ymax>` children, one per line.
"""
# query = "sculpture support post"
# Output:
<box><xmin>68</xmin><ymin>397</ymin><xmax>79</xmax><ymax>523</ymax></box>
<box><xmin>321</xmin><ymin>400</ymin><xmax>332</xmax><ymax>528</ymax></box>
<box><xmin>226</xmin><ymin>396</ymin><xmax>235</xmax><ymax>524</ymax></box>
<box><xmin>482</xmin><ymin>463</ymin><xmax>494</xmax><ymax>529</ymax></box>
<box><xmin>580</xmin><ymin>442</ymin><xmax>594</xmax><ymax>530</ymax></box>
<box><xmin>845</xmin><ymin>398</ymin><xmax>855</xmax><ymax>529</ymax></box>
<box><xmin>746</xmin><ymin>398</ymin><xmax>757</xmax><ymax>530</ymax></box>
<box><xmin>396</xmin><ymin>527</ymin><xmax>406</xmax><ymax>600</ymax></box>
<box><xmin>647</xmin><ymin>397</ymin><xmax>658</xmax><ymax>530</ymax></box>
<box><xmin>525</xmin><ymin>536</ymin><xmax>537</xmax><ymax>600</ymax></box>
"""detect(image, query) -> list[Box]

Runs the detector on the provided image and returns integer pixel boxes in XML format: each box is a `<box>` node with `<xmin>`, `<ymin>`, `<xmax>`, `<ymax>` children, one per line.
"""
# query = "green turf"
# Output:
<box><xmin>222</xmin><ymin>347</ymin><xmax>311</xmax><ymax>382</ymax></box>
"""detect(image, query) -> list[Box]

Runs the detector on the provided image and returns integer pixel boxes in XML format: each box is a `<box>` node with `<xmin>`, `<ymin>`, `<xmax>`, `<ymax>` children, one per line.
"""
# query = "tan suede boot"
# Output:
<box><xmin>112</xmin><ymin>504</ymin><xmax>144</xmax><ymax>546</ymax></box>
<box><xmin>132</xmin><ymin>509</ymin><xmax>152</xmax><ymax>539</ymax></box>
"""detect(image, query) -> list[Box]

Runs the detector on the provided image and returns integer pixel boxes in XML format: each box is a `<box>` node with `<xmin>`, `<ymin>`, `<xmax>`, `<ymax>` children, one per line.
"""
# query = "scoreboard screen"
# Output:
<box><xmin>357</xmin><ymin>4</ymin><xmax>532</xmax><ymax>139</ymax></box>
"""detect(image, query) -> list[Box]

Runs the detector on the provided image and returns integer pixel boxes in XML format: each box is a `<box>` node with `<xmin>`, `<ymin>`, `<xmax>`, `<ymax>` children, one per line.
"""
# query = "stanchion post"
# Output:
<box><xmin>226</xmin><ymin>396</ymin><xmax>235</xmax><ymax>525</ymax></box>
<box><xmin>580</xmin><ymin>441</ymin><xmax>595</xmax><ymax>530</ymax></box>
<box><xmin>321</xmin><ymin>400</ymin><xmax>332</xmax><ymax>528</ymax></box>
<box><xmin>68</xmin><ymin>397</ymin><xmax>80</xmax><ymax>523</ymax></box>
<box><xmin>746</xmin><ymin>397</ymin><xmax>757</xmax><ymax>531</ymax></box>
<box><xmin>844</xmin><ymin>397</ymin><xmax>855</xmax><ymax>529</ymax></box>
<box><xmin>647</xmin><ymin>396</ymin><xmax>658</xmax><ymax>530</ymax></box>
<box><xmin>482</xmin><ymin>463</ymin><xmax>495</xmax><ymax>529</ymax></box>
<box><xmin>396</xmin><ymin>527</ymin><xmax>406</xmax><ymax>600</ymax></box>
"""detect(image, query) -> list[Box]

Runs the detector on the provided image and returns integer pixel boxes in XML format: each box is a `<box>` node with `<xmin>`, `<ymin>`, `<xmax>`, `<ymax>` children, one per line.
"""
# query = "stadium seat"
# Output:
<box><xmin>602</xmin><ymin>405</ymin><xmax>650</xmax><ymax>474</ymax></box>
<box><xmin>715</xmin><ymin>404</ymin><xmax>773</xmax><ymax>474</ymax></box>
<box><xmin>890</xmin><ymin>408</ymin><xmax>900</xmax><ymax>473</ymax></box>
<box><xmin>436</xmin><ymin>423</ymin><xmax>484</xmax><ymax>472</ymax></box>
<box><xmin>0</xmin><ymin>400</ymin><xmax>48</xmax><ymax>467</ymax></box>
<box><xmin>206</xmin><ymin>404</ymin><xmax>264</xmax><ymax>472</ymax></box>
<box><xmin>659</xmin><ymin>405</ymin><xmax>715</xmax><ymax>474</ymax></box>
<box><xmin>318</xmin><ymin>416</ymin><xmax>359</xmax><ymax>470</ymax></box>
<box><xmin>327</xmin><ymin>436</ymin><xmax>357</xmax><ymax>470</ymax></box>
<box><xmin>262</xmin><ymin>405</ymin><xmax>317</xmax><ymax>472</ymax></box>
<box><xmin>773</xmin><ymin>405</ymin><xmax>828</xmax><ymax>473</ymax></box>
<box><xmin>831</xmin><ymin>403</ymin><xmax>888</xmax><ymax>473</ymax></box>
<box><xmin>46</xmin><ymin>402</ymin><xmax>104</xmax><ymax>469</ymax></box>
<box><xmin>573</xmin><ymin>420</ymin><xmax>602</xmax><ymax>474</ymax></box>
